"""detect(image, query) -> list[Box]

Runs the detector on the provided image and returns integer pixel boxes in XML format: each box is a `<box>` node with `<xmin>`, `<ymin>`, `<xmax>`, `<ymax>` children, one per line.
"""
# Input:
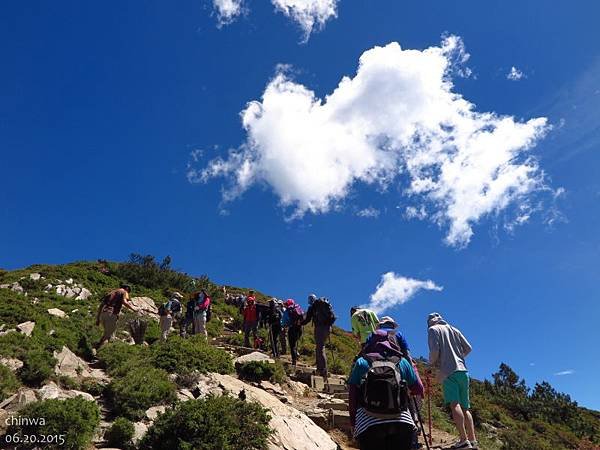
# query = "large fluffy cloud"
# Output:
<box><xmin>365</xmin><ymin>272</ymin><xmax>443</xmax><ymax>314</ymax></box>
<box><xmin>271</xmin><ymin>0</ymin><xmax>338</xmax><ymax>42</ymax></box>
<box><xmin>198</xmin><ymin>36</ymin><xmax>551</xmax><ymax>247</ymax></box>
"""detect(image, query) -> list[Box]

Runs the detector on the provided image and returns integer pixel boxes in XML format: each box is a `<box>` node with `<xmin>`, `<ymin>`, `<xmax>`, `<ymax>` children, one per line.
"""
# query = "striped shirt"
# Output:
<box><xmin>348</xmin><ymin>357</ymin><xmax>417</xmax><ymax>438</ymax></box>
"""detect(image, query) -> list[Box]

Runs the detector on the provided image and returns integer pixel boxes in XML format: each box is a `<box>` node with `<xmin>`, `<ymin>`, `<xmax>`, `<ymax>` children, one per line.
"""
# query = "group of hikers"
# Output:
<box><xmin>93</xmin><ymin>285</ymin><xmax>478</xmax><ymax>450</ymax></box>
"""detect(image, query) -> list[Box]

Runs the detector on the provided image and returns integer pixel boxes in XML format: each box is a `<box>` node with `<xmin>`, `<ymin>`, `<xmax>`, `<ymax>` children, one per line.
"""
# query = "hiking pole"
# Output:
<box><xmin>426</xmin><ymin>370</ymin><xmax>433</xmax><ymax>447</ymax></box>
<box><xmin>412</xmin><ymin>396</ymin><xmax>431</xmax><ymax>450</ymax></box>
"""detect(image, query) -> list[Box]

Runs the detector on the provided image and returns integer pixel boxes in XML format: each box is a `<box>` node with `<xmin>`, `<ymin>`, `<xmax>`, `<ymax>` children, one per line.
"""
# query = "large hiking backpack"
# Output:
<box><xmin>206</xmin><ymin>303</ymin><xmax>212</xmax><ymax>322</ymax></box>
<box><xmin>313</xmin><ymin>298</ymin><xmax>336</xmax><ymax>326</ymax></box>
<box><xmin>288</xmin><ymin>304</ymin><xmax>304</xmax><ymax>325</ymax></box>
<box><xmin>360</xmin><ymin>354</ymin><xmax>408</xmax><ymax>419</ymax></box>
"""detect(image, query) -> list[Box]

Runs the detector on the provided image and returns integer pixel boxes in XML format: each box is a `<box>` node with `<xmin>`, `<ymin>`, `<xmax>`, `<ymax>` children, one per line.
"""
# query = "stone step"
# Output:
<box><xmin>331</xmin><ymin>410</ymin><xmax>352</xmax><ymax>433</ymax></box>
<box><xmin>325</xmin><ymin>383</ymin><xmax>346</xmax><ymax>394</ymax></box>
<box><xmin>333</xmin><ymin>392</ymin><xmax>349</xmax><ymax>400</ymax></box>
<box><xmin>319</xmin><ymin>400</ymin><xmax>348</xmax><ymax>411</ymax></box>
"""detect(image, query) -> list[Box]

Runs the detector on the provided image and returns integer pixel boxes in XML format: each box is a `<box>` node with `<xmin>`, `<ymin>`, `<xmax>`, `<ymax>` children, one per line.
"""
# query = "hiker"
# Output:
<box><xmin>376</xmin><ymin>316</ymin><xmax>410</xmax><ymax>357</ymax></box>
<box><xmin>267</xmin><ymin>298</ymin><xmax>283</xmax><ymax>358</ymax></box>
<box><xmin>302</xmin><ymin>294</ymin><xmax>336</xmax><ymax>378</ymax></box>
<box><xmin>95</xmin><ymin>284</ymin><xmax>139</xmax><ymax>348</ymax></box>
<box><xmin>351</xmin><ymin>306</ymin><xmax>379</xmax><ymax>345</ymax></box>
<box><xmin>180</xmin><ymin>293</ymin><xmax>196</xmax><ymax>337</ymax></box>
<box><xmin>159</xmin><ymin>291</ymin><xmax>183</xmax><ymax>341</ymax></box>
<box><xmin>242</xmin><ymin>292</ymin><xmax>258</xmax><ymax>347</ymax></box>
<box><xmin>281</xmin><ymin>299</ymin><xmax>304</xmax><ymax>368</ymax></box>
<box><xmin>193</xmin><ymin>289</ymin><xmax>211</xmax><ymax>338</ymax></box>
<box><xmin>348</xmin><ymin>329</ymin><xmax>424</xmax><ymax>449</ymax></box>
<box><xmin>427</xmin><ymin>312</ymin><xmax>478</xmax><ymax>449</ymax></box>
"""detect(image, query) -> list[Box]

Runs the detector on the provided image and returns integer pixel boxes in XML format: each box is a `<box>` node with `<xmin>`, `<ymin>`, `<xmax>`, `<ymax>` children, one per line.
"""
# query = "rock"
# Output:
<box><xmin>29</xmin><ymin>273</ymin><xmax>41</xmax><ymax>281</ymax></box>
<box><xmin>145</xmin><ymin>405</ymin><xmax>166</xmax><ymax>421</ymax></box>
<box><xmin>177</xmin><ymin>389</ymin><xmax>195</xmax><ymax>401</ymax></box>
<box><xmin>196</xmin><ymin>373</ymin><xmax>337</xmax><ymax>450</ymax></box>
<box><xmin>132</xmin><ymin>422</ymin><xmax>148</xmax><ymax>444</ymax></box>
<box><xmin>0</xmin><ymin>329</ymin><xmax>16</xmax><ymax>336</ymax></box>
<box><xmin>0</xmin><ymin>357</ymin><xmax>23</xmax><ymax>372</ymax></box>
<box><xmin>0</xmin><ymin>388</ymin><xmax>37</xmax><ymax>413</ymax></box>
<box><xmin>76</xmin><ymin>288</ymin><xmax>92</xmax><ymax>300</ymax></box>
<box><xmin>65</xmin><ymin>278</ymin><xmax>74</xmax><ymax>285</ymax></box>
<box><xmin>71</xmin><ymin>309</ymin><xmax>79</xmax><ymax>313</ymax></box>
<box><xmin>44</xmin><ymin>283</ymin><xmax>53</xmax><ymax>291</ymax></box>
<box><xmin>10</xmin><ymin>283</ymin><xmax>24</xmax><ymax>293</ymax></box>
<box><xmin>48</xmin><ymin>308</ymin><xmax>68</xmax><ymax>318</ymax></box>
<box><xmin>48</xmin><ymin>329</ymin><xmax>55</xmax><ymax>336</ymax></box>
<box><xmin>17</xmin><ymin>321</ymin><xmax>35</xmax><ymax>337</ymax></box>
<box><xmin>37</xmin><ymin>381</ymin><xmax>94</xmax><ymax>402</ymax></box>
<box><xmin>0</xmin><ymin>284</ymin><xmax>9</xmax><ymax>289</ymax></box>
<box><xmin>53</xmin><ymin>346</ymin><xmax>91</xmax><ymax>379</ymax></box>
<box><xmin>234</xmin><ymin>352</ymin><xmax>274</xmax><ymax>365</ymax></box>
<box><xmin>129</xmin><ymin>297</ymin><xmax>159</xmax><ymax>318</ymax></box>
<box><xmin>259</xmin><ymin>380</ymin><xmax>285</xmax><ymax>397</ymax></box>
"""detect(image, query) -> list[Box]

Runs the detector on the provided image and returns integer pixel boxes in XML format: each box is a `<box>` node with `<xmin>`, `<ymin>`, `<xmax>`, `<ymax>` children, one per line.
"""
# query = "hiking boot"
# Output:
<box><xmin>470</xmin><ymin>440</ymin><xmax>479</xmax><ymax>450</ymax></box>
<box><xmin>448</xmin><ymin>440</ymin><xmax>472</xmax><ymax>449</ymax></box>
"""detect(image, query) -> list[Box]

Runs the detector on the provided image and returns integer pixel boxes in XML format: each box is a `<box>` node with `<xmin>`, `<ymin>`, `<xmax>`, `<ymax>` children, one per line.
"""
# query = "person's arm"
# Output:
<box><xmin>457</xmin><ymin>329</ymin><xmax>472</xmax><ymax>357</ymax></box>
<box><xmin>123</xmin><ymin>298</ymin><xmax>138</xmax><ymax>312</ymax></box>
<box><xmin>300</xmin><ymin>305</ymin><xmax>313</xmax><ymax>326</ymax></box>
<box><xmin>400</xmin><ymin>358</ymin><xmax>424</xmax><ymax>398</ymax></box>
<box><xmin>428</xmin><ymin>327</ymin><xmax>440</xmax><ymax>367</ymax></box>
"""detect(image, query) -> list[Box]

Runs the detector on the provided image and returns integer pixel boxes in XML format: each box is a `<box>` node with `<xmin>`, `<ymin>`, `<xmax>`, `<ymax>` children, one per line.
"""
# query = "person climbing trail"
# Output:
<box><xmin>281</xmin><ymin>298</ymin><xmax>304</xmax><ymax>368</ymax></box>
<box><xmin>95</xmin><ymin>284</ymin><xmax>139</xmax><ymax>349</ymax></box>
<box><xmin>427</xmin><ymin>312</ymin><xmax>478</xmax><ymax>450</ymax></box>
<box><xmin>193</xmin><ymin>289</ymin><xmax>211</xmax><ymax>338</ymax></box>
<box><xmin>242</xmin><ymin>292</ymin><xmax>258</xmax><ymax>347</ymax></box>
<box><xmin>351</xmin><ymin>306</ymin><xmax>379</xmax><ymax>345</ymax></box>
<box><xmin>302</xmin><ymin>294</ymin><xmax>336</xmax><ymax>378</ymax></box>
<box><xmin>158</xmin><ymin>291</ymin><xmax>182</xmax><ymax>341</ymax></box>
<box><xmin>267</xmin><ymin>298</ymin><xmax>283</xmax><ymax>357</ymax></box>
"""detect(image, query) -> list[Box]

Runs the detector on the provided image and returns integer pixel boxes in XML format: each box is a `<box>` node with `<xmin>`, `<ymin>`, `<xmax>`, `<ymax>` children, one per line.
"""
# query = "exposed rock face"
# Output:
<box><xmin>29</xmin><ymin>273</ymin><xmax>41</xmax><ymax>281</ymax></box>
<box><xmin>48</xmin><ymin>308</ymin><xmax>68</xmax><ymax>318</ymax></box>
<box><xmin>145</xmin><ymin>405</ymin><xmax>166</xmax><ymax>421</ymax></box>
<box><xmin>17</xmin><ymin>321</ymin><xmax>35</xmax><ymax>336</ymax></box>
<box><xmin>0</xmin><ymin>388</ymin><xmax>38</xmax><ymax>413</ymax></box>
<box><xmin>195</xmin><ymin>373</ymin><xmax>338</xmax><ymax>450</ymax></box>
<box><xmin>53</xmin><ymin>346</ymin><xmax>110</xmax><ymax>382</ymax></box>
<box><xmin>133</xmin><ymin>422</ymin><xmax>148</xmax><ymax>444</ymax></box>
<box><xmin>43</xmin><ymin>281</ymin><xmax>92</xmax><ymax>300</ymax></box>
<box><xmin>0</xmin><ymin>282</ymin><xmax>24</xmax><ymax>293</ymax></box>
<box><xmin>37</xmin><ymin>381</ymin><xmax>94</xmax><ymax>402</ymax></box>
<box><xmin>0</xmin><ymin>357</ymin><xmax>23</xmax><ymax>372</ymax></box>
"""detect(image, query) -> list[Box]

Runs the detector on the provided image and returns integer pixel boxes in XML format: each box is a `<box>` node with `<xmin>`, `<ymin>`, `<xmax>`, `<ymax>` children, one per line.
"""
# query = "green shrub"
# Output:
<box><xmin>0</xmin><ymin>364</ymin><xmax>20</xmax><ymax>401</ymax></box>
<box><xmin>79</xmin><ymin>377</ymin><xmax>106</xmax><ymax>397</ymax></box>
<box><xmin>139</xmin><ymin>395</ymin><xmax>273</xmax><ymax>450</ymax></box>
<box><xmin>226</xmin><ymin>332</ymin><xmax>245</xmax><ymax>347</ymax></box>
<box><xmin>8</xmin><ymin>397</ymin><xmax>100</xmax><ymax>450</ymax></box>
<box><xmin>150</xmin><ymin>335</ymin><xmax>233</xmax><ymax>375</ymax></box>
<box><xmin>97</xmin><ymin>341</ymin><xmax>148</xmax><ymax>376</ymax></box>
<box><xmin>19</xmin><ymin>349</ymin><xmax>56</xmax><ymax>386</ymax></box>
<box><xmin>207</xmin><ymin>317</ymin><xmax>224</xmax><ymax>337</ymax></box>
<box><xmin>105</xmin><ymin>417</ymin><xmax>135</xmax><ymax>449</ymax></box>
<box><xmin>109</xmin><ymin>367</ymin><xmax>176</xmax><ymax>420</ymax></box>
<box><xmin>237</xmin><ymin>361</ymin><xmax>285</xmax><ymax>384</ymax></box>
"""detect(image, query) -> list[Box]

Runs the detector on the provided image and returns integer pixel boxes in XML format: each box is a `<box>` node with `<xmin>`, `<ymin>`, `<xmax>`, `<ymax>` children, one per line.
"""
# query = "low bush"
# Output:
<box><xmin>8</xmin><ymin>397</ymin><xmax>100</xmax><ymax>450</ymax></box>
<box><xmin>109</xmin><ymin>367</ymin><xmax>176</xmax><ymax>420</ymax></box>
<box><xmin>18</xmin><ymin>349</ymin><xmax>56</xmax><ymax>386</ymax></box>
<box><xmin>79</xmin><ymin>377</ymin><xmax>106</xmax><ymax>397</ymax></box>
<box><xmin>139</xmin><ymin>395</ymin><xmax>273</xmax><ymax>450</ymax></box>
<box><xmin>96</xmin><ymin>341</ymin><xmax>148</xmax><ymax>376</ymax></box>
<box><xmin>150</xmin><ymin>335</ymin><xmax>233</xmax><ymax>375</ymax></box>
<box><xmin>0</xmin><ymin>364</ymin><xmax>20</xmax><ymax>401</ymax></box>
<box><xmin>236</xmin><ymin>361</ymin><xmax>286</xmax><ymax>384</ymax></box>
<box><xmin>104</xmin><ymin>417</ymin><xmax>135</xmax><ymax>449</ymax></box>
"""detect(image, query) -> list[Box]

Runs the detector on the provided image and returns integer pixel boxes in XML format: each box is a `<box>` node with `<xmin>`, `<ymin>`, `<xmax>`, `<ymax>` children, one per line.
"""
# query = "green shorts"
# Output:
<box><xmin>443</xmin><ymin>371</ymin><xmax>470</xmax><ymax>409</ymax></box>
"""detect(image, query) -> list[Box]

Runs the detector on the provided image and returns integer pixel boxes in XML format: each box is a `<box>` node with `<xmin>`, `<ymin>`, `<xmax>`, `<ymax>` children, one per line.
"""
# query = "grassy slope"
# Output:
<box><xmin>1</xmin><ymin>261</ymin><xmax>598</xmax><ymax>450</ymax></box>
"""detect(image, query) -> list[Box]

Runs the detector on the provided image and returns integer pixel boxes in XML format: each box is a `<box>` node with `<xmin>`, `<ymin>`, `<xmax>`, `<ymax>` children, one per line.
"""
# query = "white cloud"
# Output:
<box><xmin>213</xmin><ymin>0</ymin><xmax>244</xmax><ymax>27</ymax></box>
<box><xmin>507</xmin><ymin>66</ymin><xmax>525</xmax><ymax>81</ymax></box>
<box><xmin>200</xmin><ymin>36</ymin><xmax>551</xmax><ymax>247</ymax></box>
<box><xmin>365</xmin><ymin>272</ymin><xmax>443</xmax><ymax>314</ymax></box>
<box><xmin>357</xmin><ymin>207</ymin><xmax>380</xmax><ymax>218</ymax></box>
<box><xmin>554</xmin><ymin>369</ymin><xmax>575</xmax><ymax>376</ymax></box>
<box><xmin>271</xmin><ymin>0</ymin><xmax>338</xmax><ymax>42</ymax></box>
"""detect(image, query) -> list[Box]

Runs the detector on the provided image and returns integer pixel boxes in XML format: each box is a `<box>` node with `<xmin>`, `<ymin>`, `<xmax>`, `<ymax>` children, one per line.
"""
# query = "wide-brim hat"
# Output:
<box><xmin>378</xmin><ymin>316</ymin><xmax>398</xmax><ymax>329</ymax></box>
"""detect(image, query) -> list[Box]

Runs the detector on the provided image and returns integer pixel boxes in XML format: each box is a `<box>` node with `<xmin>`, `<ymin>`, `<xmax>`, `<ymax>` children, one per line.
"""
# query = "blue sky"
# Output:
<box><xmin>1</xmin><ymin>1</ymin><xmax>599</xmax><ymax>409</ymax></box>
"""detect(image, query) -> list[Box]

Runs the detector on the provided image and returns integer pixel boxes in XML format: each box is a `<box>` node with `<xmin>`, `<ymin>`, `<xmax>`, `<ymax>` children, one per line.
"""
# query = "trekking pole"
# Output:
<box><xmin>327</xmin><ymin>334</ymin><xmax>336</xmax><ymax>373</ymax></box>
<box><xmin>412</xmin><ymin>396</ymin><xmax>431</xmax><ymax>450</ymax></box>
<box><xmin>426</xmin><ymin>370</ymin><xmax>433</xmax><ymax>447</ymax></box>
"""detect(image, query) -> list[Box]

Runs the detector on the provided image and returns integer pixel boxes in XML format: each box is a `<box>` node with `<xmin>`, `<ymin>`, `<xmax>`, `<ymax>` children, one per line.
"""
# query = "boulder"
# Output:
<box><xmin>29</xmin><ymin>273</ymin><xmax>41</xmax><ymax>281</ymax></box>
<box><xmin>177</xmin><ymin>389</ymin><xmax>195</xmax><ymax>401</ymax></box>
<box><xmin>132</xmin><ymin>422</ymin><xmax>148</xmax><ymax>444</ymax></box>
<box><xmin>47</xmin><ymin>308</ymin><xmax>68</xmax><ymax>318</ymax></box>
<box><xmin>4</xmin><ymin>282</ymin><xmax>24</xmax><ymax>293</ymax></box>
<box><xmin>76</xmin><ymin>288</ymin><xmax>92</xmax><ymax>300</ymax></box>
<box><xmin>17</xmin><ymin>321</ymin><xmax>35</xmax><ymax>337</ymax></box>
<box><xmin>145</xmin><ymin>405</ymin><xmax>166</xmax><ymax>421</ymax></box>
<box><xmin>0</xmin><ymin>357</ymin><xmax>23</xmax><ymax>372</ymax></box>
<box><xmin>53</xmin><ymin>346</ymin><xmax>91</xmax><ymax>379</ymax></box>
<box><xmin>0</xmin><ymin>388</ymin><xmax>37</xmax><ymax>413</ymax></box>
<box><xmin>37</xmin><ymin>382</ymin><xmax>94</xmax><ymax>402</ymax></box>
<box><xmin>234</xmin><ymin>351</ymin><xmax>274</xmax><ymax>365</ymax></box>
<box><xmin>196</xmin><ymin>373</ymin><xmax>337</xmax><ymax>450</ymax></box>
<box><xmin>129</xmin><ymin>297</ymin><xmax>159</xmax><ymax>318</ymax></box>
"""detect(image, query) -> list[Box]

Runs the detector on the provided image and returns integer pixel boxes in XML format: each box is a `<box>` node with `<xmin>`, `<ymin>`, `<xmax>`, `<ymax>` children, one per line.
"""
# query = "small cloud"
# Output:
<box><xmin>405</xmin><ymin>206</ymin><xmax>427</xmax><ymax>220</ymax></box>
<box><xmin>507</xmin><ymin>66</ymin><xmax>525</xmax><ymax>81</ymax></box>
<box><xmin>554</xmin><ymin>369</ymin><xmax>575</xmax><ymax>376</ymax></box>
<box><xmin>357</xmin><ymin>207</ymin><xmax>380</xmax><ymax>218</ymax></box>
<box><xmin>364</xmin><ymin>272</ymin><xmax>443</xmax><ymax>314</ymax></box>
<box><xmin>213</xmin><ymin>0</ymin><xmax>245</xmax><ymax>27</ymax></box>
<box><xmin>529</xmin><ymin>362</ymin><xmax>535</xmax><ymax>367</ymax></box>
<box><xmin>271</xmin><ymin>0</ymin><xmax>338</xmax><ymax>43</ymax></box>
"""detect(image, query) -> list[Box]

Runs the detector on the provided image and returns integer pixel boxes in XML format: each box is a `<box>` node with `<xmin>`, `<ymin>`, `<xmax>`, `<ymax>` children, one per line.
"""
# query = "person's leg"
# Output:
<box><xmin>358</xmin><ymin>424</ymin><xmax>391</xmax><ymax>450</ymax></box>
<box><xmin>314</xmin><ymin>325</ymin><xmax>327</xmax><ymax>376</ymax></box>
<box><xmin>289</xmin><ymin>327</ymin><xmax>299</xmax><ymax>365</ymax></box>
<box><xmin>464</xmin><ymin>409</ymin><xmax>476</xmax><ymax>443</ymax></box>
<box><xmin>458</xmin><ymin>372</ymin><xmax>477</xmax><ymax>443</ymax></box>
<box><xmin>198</xmin><ymin>313</ymin><xmax>207</xmax><ymax>339</ymax></box>
<box><xmin>243</xmin><ymin>322</ymin><xmax>251</xmax><ymax>347</ymax></box>
<box><xmin>383</xmin><ymin>423</ymin><xmax>413</xmax><ymax>450</ymax></box>
<box><xmin>280</xmin><ymin>328</ymin><xmax>287</xmax><ymax>354</ymax></box>
<box><xmin>444</xmin><ymin>373</ymin><xmax>468</xmax><ymax>442</ymax></box>
<box><xmin>159</xmin><ymin>316</ymin><xmax>168</xmax><ymax>341</ymax></box>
